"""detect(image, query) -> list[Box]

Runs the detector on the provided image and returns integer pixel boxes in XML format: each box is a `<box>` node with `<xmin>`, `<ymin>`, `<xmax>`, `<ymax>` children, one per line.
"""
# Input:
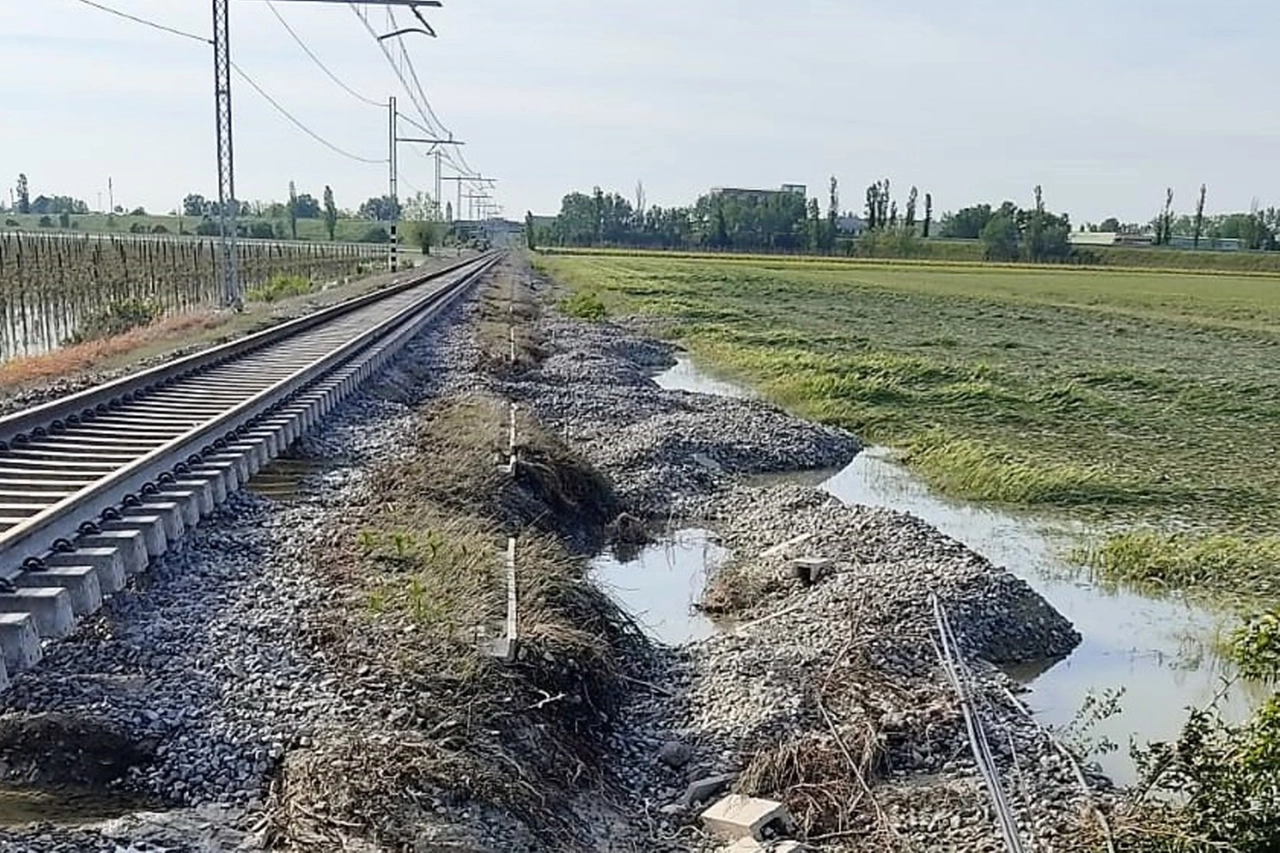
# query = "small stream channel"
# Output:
<box><xmin>593</xmin><ymin>356</ymin><xmax>1265</xmax><ymax>785</ymax></box>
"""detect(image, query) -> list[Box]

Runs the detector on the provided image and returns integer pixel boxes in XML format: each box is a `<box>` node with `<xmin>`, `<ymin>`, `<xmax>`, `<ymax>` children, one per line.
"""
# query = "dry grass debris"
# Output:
<box><xmin>266</xmin><ymin>392</ymin><xmax>644</xmax><ymax>851</ymax></box>
<box><xmin>0</xmin><ymin>311</ymin><xmax>228</xmax><ymax>388</ymax></box>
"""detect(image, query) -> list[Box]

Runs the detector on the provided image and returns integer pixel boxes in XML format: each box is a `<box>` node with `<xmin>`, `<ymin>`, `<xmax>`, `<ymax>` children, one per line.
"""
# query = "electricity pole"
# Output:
<box><xmin>388</xmin><ymin>96</ymin><xmax>398</xmax><ymax>271</ymax></box>
<box><xmin>212</xmin><ymin>0</ymin><xmax>239</xmax><ymax>307</ymax></box>
<box><xmin>395</xmin><ymin>132</ymin><xmax>463</xmax><ymax>220</ymax></box>
<box><xmin>210</xmin><ymin>0</ymin><xmax>446</xmax><ymax>306</ymax></box>
<box><xmin>442</xmin><ymin>175</ymin><xmax>495</xmax><ymax>222</ymax></box>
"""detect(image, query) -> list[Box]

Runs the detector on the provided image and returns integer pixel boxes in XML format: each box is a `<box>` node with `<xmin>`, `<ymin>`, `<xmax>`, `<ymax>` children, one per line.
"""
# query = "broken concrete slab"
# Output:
<box><xmin>790</xmin><ymin>556</ymin><xmax>832</xmax><ymax>586</ymax></box>
<box><xmin>722</xmin><ymin>839</ymin><xmax>807</xmax><ymax>853</ymax></box>
<box><xmin>723</xmin><ymin>840</ymin><xmax>767</xmax><ymax>853</ymax></box>
<box><xmin>701</xmin><ymin>794</ymin><xmax>794</xmax><ymax>843</ymax></box>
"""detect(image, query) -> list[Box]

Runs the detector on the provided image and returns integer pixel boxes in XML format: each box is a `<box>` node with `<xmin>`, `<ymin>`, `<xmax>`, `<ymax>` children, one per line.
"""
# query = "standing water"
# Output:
<box><xmin>650</xmin><ymin>356</ymin><xmax>1264</xmax><ymax>784</ymax></box>
<box><xmin>592</xmin><ymin>530</ymin><xmax>728</xmax><ymax>645</ymax></box>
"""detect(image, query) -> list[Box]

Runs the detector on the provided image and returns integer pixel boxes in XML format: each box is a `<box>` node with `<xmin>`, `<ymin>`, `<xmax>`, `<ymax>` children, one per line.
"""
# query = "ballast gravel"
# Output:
<box><xmin>0</xmin><ymin>295</ymin><xmax>486</xmax><ymax>853</ymax></box>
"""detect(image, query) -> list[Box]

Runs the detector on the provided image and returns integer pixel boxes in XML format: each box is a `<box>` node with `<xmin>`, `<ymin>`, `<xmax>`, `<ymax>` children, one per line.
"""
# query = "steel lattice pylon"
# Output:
<box><xmin>212</xmin><ymin>0</ymin><xmax>241</xmax><ymax>309</ymax></box>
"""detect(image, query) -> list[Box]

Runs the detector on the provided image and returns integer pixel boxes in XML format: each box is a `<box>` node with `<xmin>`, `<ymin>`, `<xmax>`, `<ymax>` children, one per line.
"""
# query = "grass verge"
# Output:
<box><xmin>1082</xmin><ymin>531</ymin><xmax>1280</xmax><ymax>600</ymax></box>
<box><xmin>0</xmin><ymin>312</ymin><xmax>229</xmax><ymax>388</ymax></box>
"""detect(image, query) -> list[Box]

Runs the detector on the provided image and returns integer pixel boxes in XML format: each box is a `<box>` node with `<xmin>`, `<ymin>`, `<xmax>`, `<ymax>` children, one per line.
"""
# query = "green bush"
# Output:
<box><xmin>1228</xmin><ymin>608</ymin><xmax>1280</xmax><ymax>682</ymax></box>
<box><xmin>66</xmin><ymin>298</ymin><xmax>160</xmax><ymax>344</ymax></box>
<box><xmin>560</xmin><ymin>290</ymin><xmax>607</xmax><ymax>320</ymax></box>
<box><xmin>247</xmin><ymin>273</ymin><xmax>314</xmax><ymax>303</ymax></box>
<box><xmin>1128</xmin><ymin>697</ymin><xmax>1280</xmax><ymax>853</ymax></box>
<box><xmin>359</xmin><ymin>226</ymin><xmax>391</xmax><ymax>244</ymax></box>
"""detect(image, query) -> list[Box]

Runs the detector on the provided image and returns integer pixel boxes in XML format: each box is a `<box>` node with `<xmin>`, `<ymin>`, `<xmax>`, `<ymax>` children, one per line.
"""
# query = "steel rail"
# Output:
<box><xmin>0</xmin><ymin>252</ymin><xmax>499</xmax><ymax>581</ymax></box>
<box><xmin>0</xmin><ymin>252</ymin><xmax>481</xmax><ymax>451</ymax></box>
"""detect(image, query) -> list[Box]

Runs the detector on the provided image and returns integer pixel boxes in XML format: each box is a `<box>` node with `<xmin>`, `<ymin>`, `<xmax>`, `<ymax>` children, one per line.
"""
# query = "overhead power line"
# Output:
<box><xmin>232</xmin><ymin>64</ymin><xmax>386</xmax><ymax>164</ymax></box>
<box><xmin>265</xmin><ymin>0</ymin><xmax>384</xmax><ymax>108</ymax></box>
<box><xmin>347</xmin><ymin>3</ymin><xmax>482</xmax><ymax>182</ymax></box>
<box><xmin>66</xmin><ymin>0</ymin><xmax>385</xmax><ymax>165</ymax></box>
<box><xmin>69</xmin><ymin>0</ymin><xmax>209</xmax><ymax>42</ymax></box>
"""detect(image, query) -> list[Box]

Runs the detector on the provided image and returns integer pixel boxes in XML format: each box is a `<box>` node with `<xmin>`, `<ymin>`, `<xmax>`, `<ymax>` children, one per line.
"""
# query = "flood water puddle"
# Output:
<box><xmin>247</xmin><ymin>457</ymin><xmax>325</xmax><ymax>502</ymax></box>
<box><xmin>651</xmin><ymin>357</ymin><xmax>1266</xmax><ymax>784</ymax></box>
<box><xmin>591</xmin><ymin>530</ymin><xmax>727</xmax><ymax>646</ymax></box>
<box><xmin>0</xmin><ymin>785</ymin><xmax>154</xmax><ymax>828</ymax></box>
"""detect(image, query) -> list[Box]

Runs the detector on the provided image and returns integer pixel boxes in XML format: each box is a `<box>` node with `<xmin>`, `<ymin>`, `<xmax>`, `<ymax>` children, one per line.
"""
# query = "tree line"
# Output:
<box><xmin>530</xmin><ymin>179</ymin><xmax>1077</xmax><ymax>260</ymax></box>
<box><xmin>532</xmin><ymin>179</ymin><xmax>1280</xmax><ymax>260</ymax></box>
<box><xmin>530</xmin><ymin>180</ymin><xmax>867</xmax><ymax>254</ymax></box>
<box><xmin>6</xmin><ymin>175</ymin><xmax>445</xmax><ymax>245</ymax></box>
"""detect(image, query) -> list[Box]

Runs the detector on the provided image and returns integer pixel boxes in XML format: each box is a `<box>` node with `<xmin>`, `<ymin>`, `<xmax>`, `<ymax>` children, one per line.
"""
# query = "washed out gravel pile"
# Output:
<box><xmin>497</xmin><ymin>270</ymin><xmax>1109</xmax><ymax>851</ymax></box>
<box><xmin>506</xmin><ymin>313</ymin><xmax>860</xmax><ymax>515</ymax></box>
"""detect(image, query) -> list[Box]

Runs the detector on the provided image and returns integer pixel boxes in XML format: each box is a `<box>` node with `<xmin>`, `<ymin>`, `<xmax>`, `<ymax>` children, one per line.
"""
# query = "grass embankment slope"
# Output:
<box><xmin>535</xmin><ymin>251</ymin><xmax>1280</xmax><ymax>600</ymax></box>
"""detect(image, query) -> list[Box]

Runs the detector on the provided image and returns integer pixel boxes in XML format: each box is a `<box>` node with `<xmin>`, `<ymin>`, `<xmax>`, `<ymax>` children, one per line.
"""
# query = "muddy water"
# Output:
<box><xmin>653</xmin><ymin>357</ymin><xmax>1265</xmax><ymax>784</ymax></box>
<box><xmin>591</xmin><ymin>530</ymin><xmax>728</xmax><ymax>645</ymax></box>
<box><xmin>247</xmin><ymin>457</ymin><xmax>324</xmax><ymax>502</ymax></box>
<box><xmin>0</xmin><ymin>786</ymin><xmax>155</xmax><ymax>828</ymax></box>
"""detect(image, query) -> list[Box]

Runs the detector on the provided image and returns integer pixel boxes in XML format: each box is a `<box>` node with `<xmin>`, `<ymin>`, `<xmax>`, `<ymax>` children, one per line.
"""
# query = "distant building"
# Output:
<box><xmin>1167</xmin><ymin>235</ymin><xmax>1243</xmax><ymax>252</ymax></box>
<box><xmin>1068</xmin><ymin>231</ymin><xmax>1155</xmax><ymax>248</ymax></box>
<box><xmin>836</xmin><ymin>215</ymin><xmax>868</xmax><ymax>237</ymax></box>
<box><xmin>708</xmin><ymin>184</ymin><xmax>807</xmax><ymax>205</ymax></box>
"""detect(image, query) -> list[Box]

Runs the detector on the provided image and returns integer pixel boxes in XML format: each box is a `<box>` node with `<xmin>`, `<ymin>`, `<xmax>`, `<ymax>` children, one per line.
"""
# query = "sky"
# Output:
<box><xmin>1</xmin><ymin>0</ymin><xmax>1278</xmax><ymax>224</ymax></box>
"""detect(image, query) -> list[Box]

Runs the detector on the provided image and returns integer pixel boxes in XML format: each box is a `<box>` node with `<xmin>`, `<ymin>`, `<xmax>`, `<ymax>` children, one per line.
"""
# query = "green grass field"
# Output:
<box><xmin>536</xmin><ymin>250</ymin><xmax>1280</xmax><ymax>599</ymax></box>
<box><xmin>1</xmin><ymin>212</ymin><xmax>384</xmax><ymax>243</ymax></box>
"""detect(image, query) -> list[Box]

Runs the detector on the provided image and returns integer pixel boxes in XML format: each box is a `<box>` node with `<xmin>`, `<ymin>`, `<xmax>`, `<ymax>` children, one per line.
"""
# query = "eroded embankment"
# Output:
<box><xmin>0</xmin><ymin>257</ymin><xmax>1114</xmax><ymax>852</ymax></box>
<box><xmin>486</xmin><ymin>265</ymin><xmax>1116</xmax><ymax>852</ymax></box>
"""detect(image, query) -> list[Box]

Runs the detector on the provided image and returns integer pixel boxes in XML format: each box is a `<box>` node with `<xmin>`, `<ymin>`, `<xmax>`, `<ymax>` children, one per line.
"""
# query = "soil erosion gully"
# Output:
<box><xmin>0</xmin><ymin>251</ymin><xmax>500</xmax><ymax>688</ymax></box>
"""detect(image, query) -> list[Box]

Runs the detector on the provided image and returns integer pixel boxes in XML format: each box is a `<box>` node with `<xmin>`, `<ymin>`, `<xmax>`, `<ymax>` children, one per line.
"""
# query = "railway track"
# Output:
<box><xmin>0</xmin><ymin>251</ymin><xmax>500</xmax><ymax>689</ymax></box>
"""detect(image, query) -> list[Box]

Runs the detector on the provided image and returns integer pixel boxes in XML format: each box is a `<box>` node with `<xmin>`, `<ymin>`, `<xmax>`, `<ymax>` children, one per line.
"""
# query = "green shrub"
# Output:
<box><xmin>560</xmin><ymin>290</ymin><xmax>608</xmax><ymax>320</ymax></box>
<box><xmin>66</xmin><ymin>298</ymin><xmax>160</xmax><ymax>344</ymax></box>
<box><xmin>359</xmin><ymin>226</ymin><xmax>391</xmax><ymax>244</ymax></box>
<box><xmin>247</xmin><ymin>273</ymin><xmax>314</xmax><ymax>303</ymax></box>
<box><xmin>1228</xmin><ymin>608</ymin><xmax>1280</xmax><ymax>682</ymax></box>
<box><xmin>1128</xmin><ymin>697</ymin><xmax>1280</xmax><ymax>853</ymax></box>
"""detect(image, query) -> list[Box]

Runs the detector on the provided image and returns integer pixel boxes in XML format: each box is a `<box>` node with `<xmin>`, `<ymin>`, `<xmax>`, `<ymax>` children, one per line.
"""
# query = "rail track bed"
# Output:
<box><xmin>0</xmin><ymin>252</ymin><xmax>498</xmax><ymax>689</ymax></box>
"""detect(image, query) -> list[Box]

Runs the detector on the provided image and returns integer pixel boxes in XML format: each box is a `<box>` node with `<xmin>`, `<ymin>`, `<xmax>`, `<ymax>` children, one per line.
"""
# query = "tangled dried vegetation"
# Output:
<box><xmin>265</xmin><ymin>393</ymin><xmax>645</xmax><ymax>851</ymax></box>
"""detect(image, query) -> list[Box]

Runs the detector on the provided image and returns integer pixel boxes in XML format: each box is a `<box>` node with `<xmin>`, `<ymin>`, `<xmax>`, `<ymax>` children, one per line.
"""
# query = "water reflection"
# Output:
<box><xmin>655</xmin><ymin>357</ymin><xmax>1266</xmax><ymax>784</ymax></box>
<box><xmin>591</xmin><ymin>529</ymin><xmax>726</xmax><ymax>646</ymax></box>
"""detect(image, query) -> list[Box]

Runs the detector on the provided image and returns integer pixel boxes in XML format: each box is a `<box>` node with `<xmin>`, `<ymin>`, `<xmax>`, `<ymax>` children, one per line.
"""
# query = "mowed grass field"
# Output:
<box><xmin>536</xmin><ymin>251</ymin><xmax>1280</xmax><ymax>597</ymax></box>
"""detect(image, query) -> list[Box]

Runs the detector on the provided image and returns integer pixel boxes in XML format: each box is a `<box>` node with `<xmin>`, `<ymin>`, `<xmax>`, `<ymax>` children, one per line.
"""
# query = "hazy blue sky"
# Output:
<box><xmin>2</xmin><ymin>0</ymin><xmax>1276</xmax><ymax>223</ymax></box>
